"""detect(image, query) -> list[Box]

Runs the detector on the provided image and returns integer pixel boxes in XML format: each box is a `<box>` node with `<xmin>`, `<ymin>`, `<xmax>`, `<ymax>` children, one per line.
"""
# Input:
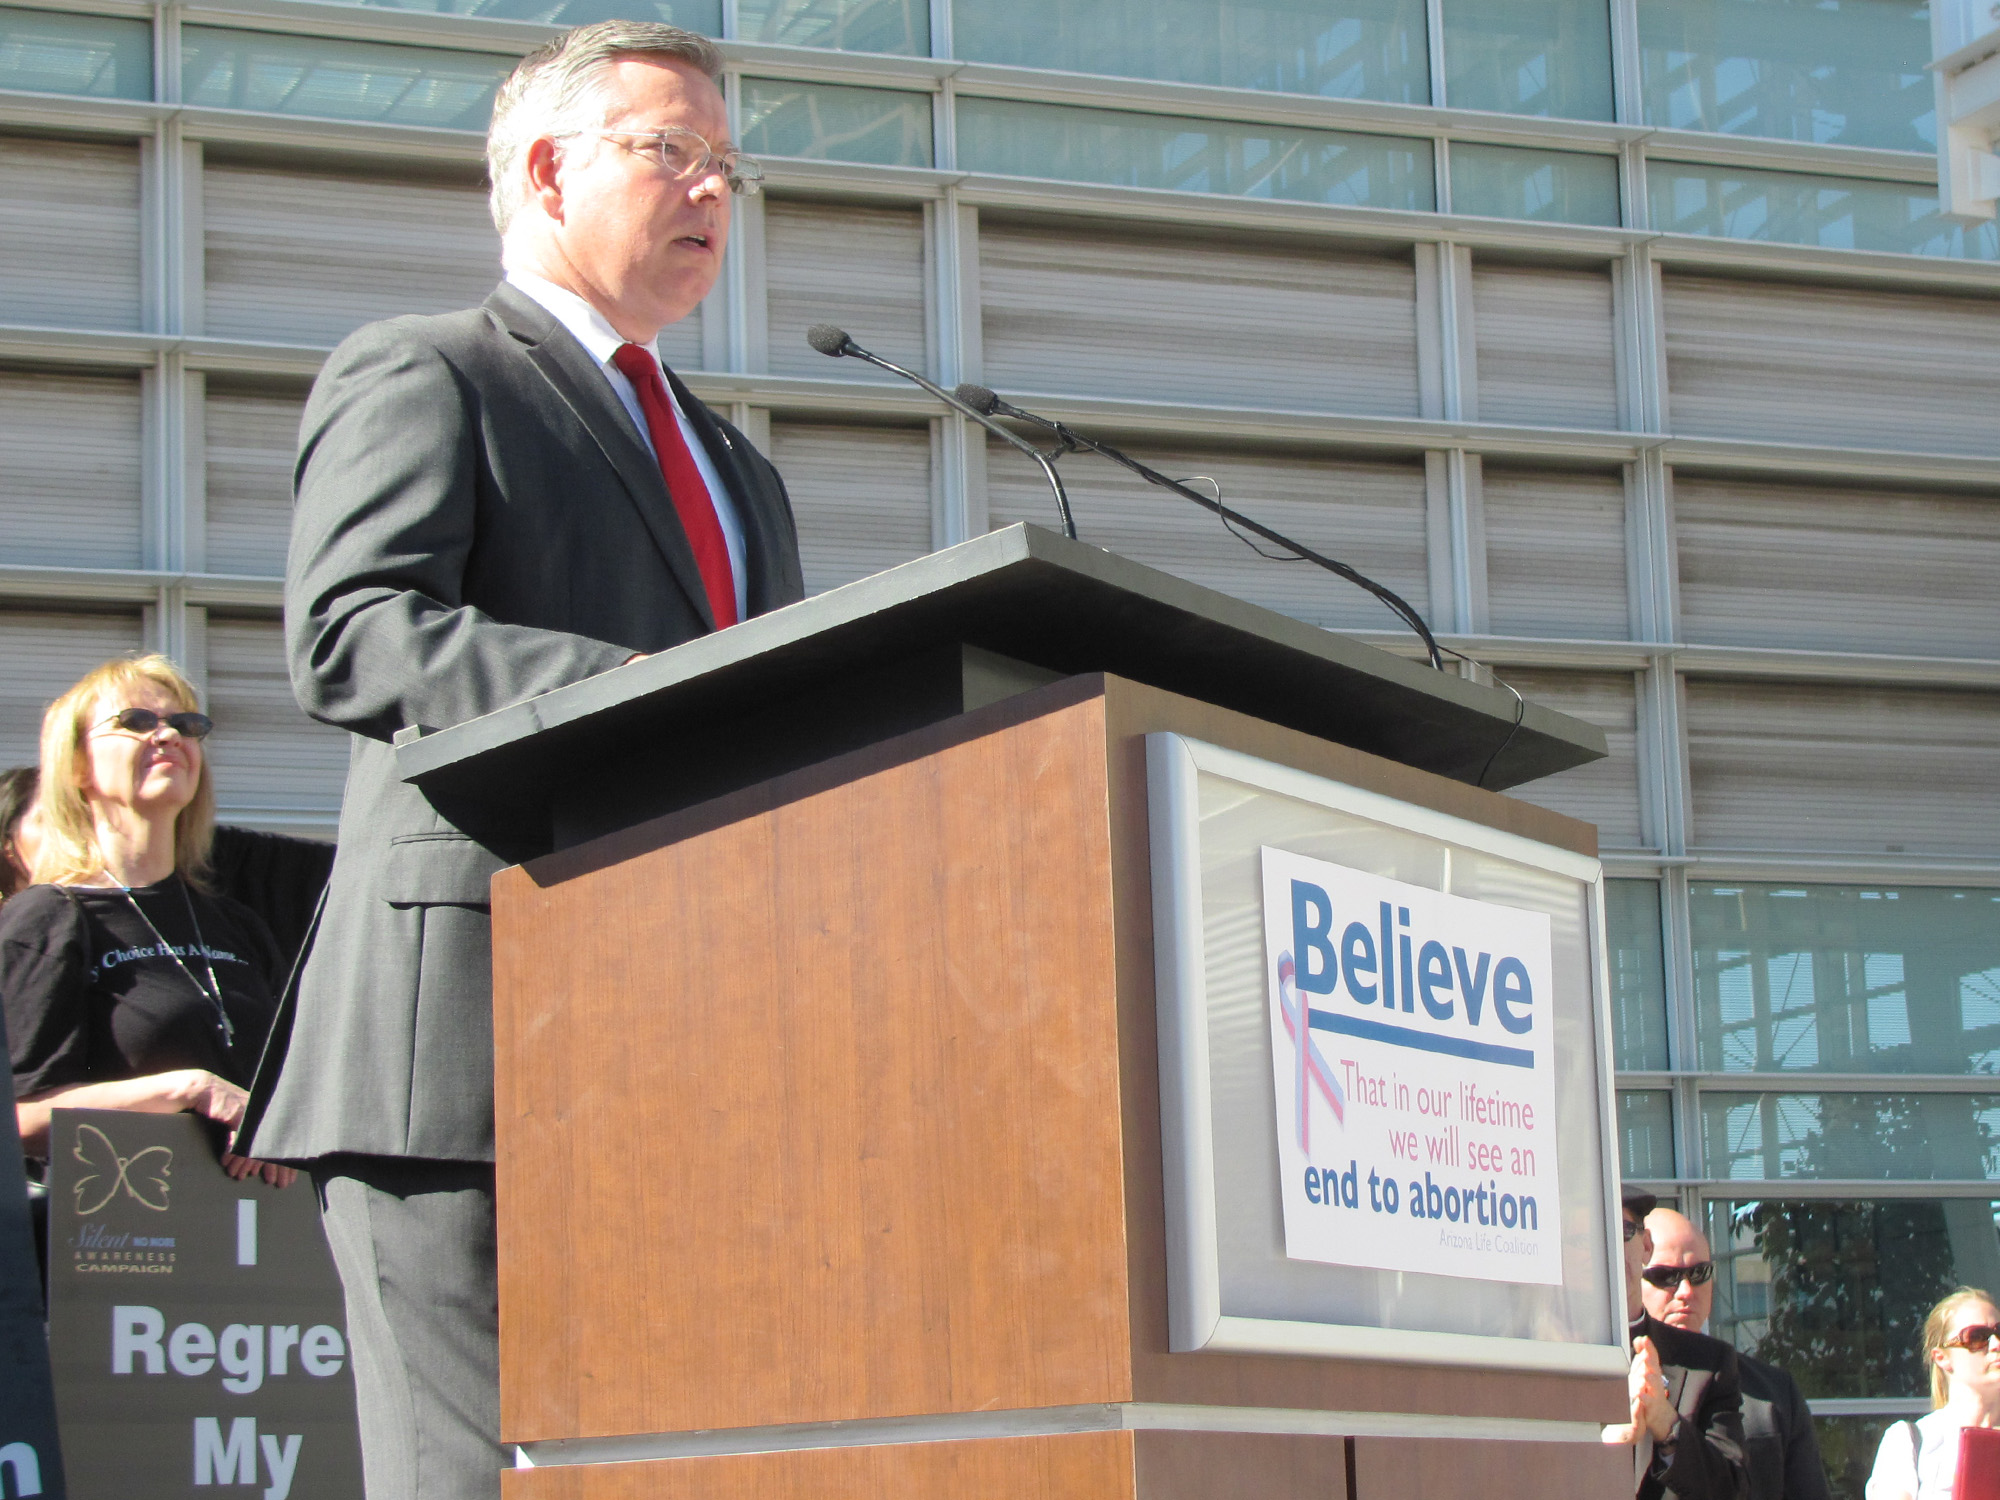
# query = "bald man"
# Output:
<box><xmin>1646</xmin><ymin>1208</ymin><xmax>1831</xmax><ymax>1500</ymax></box>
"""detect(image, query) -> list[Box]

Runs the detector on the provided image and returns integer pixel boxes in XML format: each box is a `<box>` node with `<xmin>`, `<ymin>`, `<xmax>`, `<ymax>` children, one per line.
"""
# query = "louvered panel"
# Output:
<box><xmin>0</xmin><ymin>371</ymin><xmax>142</xmax><ymax>568</ymax></box>
<box><xmin>1483</xmin><ymin>466</ymin><xmax>1629</xmax><ymax>639</ymax></box>
<box><xmin>1471</xmin><ymin>261</ymin><xmax>1618</xmax><ymax>429</ymax></box>
<box><xmin>1662</xmin><ymin>274</ymin><xmax>2000</xmax><ymax>457</ymax></box>
<box><xmin>0</xmin><ymin>611</ymin><xmax>143</xmax><ymax>769</ymax></box>
<box><xmin>0</xmin><ymin>135</ymin><xmax>140</xmax><ymax>330</ymax></box>
<box><xmin>1676</xmin><ymin>473</ymin><xmax>2000</xmax><ymax>658</ymax></box>
<box><xmin>203</xmin><ymin>163</ymin><xmax>503</xmax><ymax>349</ymax></box>
<box><xmin>979</xmin><ymin>221</ymin><xmax>1420</xmax><ymax>415</ymax></box>
<box><xmin>205</xmin><ymin>389</ymin><xmax>303</xmax><ymax>577</ymax></box>
<box><xmin>764</xmin><ymin>199</ymin><xmax>926</xmax><ymax>383</ymax></box>
<box><xmin>769</xmin><ymin>420</ymin><xmax>931</xmax><ymax>594</ymax></box>
<box><xmin>987</xmin><ymin>441</ymin><xmax>1428</xmax><ymax>633</ymax></box>
<box><xmin>1495</xmin><ymin>669</ymin><xmax>1643</xmax><ymax>847</ymax></box>
<box><xmin>1686</xmin><ymin>678</ymin><xmax>2000</xmax><ymax>855</ymax></box>
<box><xmin>204</xmin><ymin>616</ymin><xmax>348</xmax><ymax>825</ymax></box>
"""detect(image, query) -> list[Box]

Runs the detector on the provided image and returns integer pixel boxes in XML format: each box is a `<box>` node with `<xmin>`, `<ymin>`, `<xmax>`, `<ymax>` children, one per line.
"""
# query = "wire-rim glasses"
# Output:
<box><xmin>567</xmin><ymin>127</ymin><xmax>763</xmax><ymax>195</ymax></box>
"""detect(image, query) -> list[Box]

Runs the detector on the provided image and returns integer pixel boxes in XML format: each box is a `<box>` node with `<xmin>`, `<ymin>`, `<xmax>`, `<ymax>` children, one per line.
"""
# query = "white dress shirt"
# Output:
<box><xmin>504</xmin><ymin>268</ymin><xmax>748</xmax><ymax>621</ymax></box>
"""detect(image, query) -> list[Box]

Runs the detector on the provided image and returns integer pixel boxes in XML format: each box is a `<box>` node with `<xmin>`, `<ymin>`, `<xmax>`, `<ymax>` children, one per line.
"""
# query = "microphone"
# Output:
<box><xmin>806</xmin><ymin>326</ymin><xmax>1077</xmax><ymax>540</ymax></box>
<box><xmin>955</xmin><ymin>383</ymin><xmax>1442</xmax><ymax>670</ymax></box>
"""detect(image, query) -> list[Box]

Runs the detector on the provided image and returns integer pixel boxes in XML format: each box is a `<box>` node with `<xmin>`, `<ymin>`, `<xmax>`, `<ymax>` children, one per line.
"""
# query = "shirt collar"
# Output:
<box><xmin>505</xmin><ymin>268</ymin><xmax>659</xmax><ymax>371</ymax></box>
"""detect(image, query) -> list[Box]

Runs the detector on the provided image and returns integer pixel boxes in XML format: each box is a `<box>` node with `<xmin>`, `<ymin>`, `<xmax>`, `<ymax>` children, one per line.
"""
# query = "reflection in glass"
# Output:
<box><xmin>181</xmin><ymin>27</ymin><xmax>511</xmax><ymax>130</ymax></box>
<box><xmin>0</xmin><ymin>6</ymin><xmax>151</xmax><ymax>100</ymax></box>
<box><xmin>957</xmin><ymin>98</ymin><xmax>1436</xmax><ymax>210</ymax></box>
<box><xmin>739</xmin><ymin>0</ymin><xmax>925</xmax><ymax>54</ymax></box>
<box><xmin>1692</xmin><ymin>884</ymin><xmax>2000</xmax><ymax>1074</ymax></box>
<box><xmin>952</xmin><ymin>0</ymin><xmax>1430</xmax><ymax>104</ymax></box>
<box><xmin>1618</xmin><ymin>1089</ymin><xmax>1675</xmax><ymax>1178</ymax></box>
<box><xmin>1649</xmin><ymin>162</ymin><xmax>2000</xmax><ymax>261</ymax></box>
<box><xmin>1439</xmin><ymin>0</ymin><xmax>1614</xmax><ymax>120</ymax></box>
<box><xmin>1814</xmin><ymin>1413</ymin><xmax>1907</xmax><ymax>1500</ymax></box>
<box><xmin>1449</xmin><ymin>141</ymin><xmax>1619</xmax><ymax>225</ymax></box>
<box><xmin>1638</xmin><ymin>0</ymin><xmax>1933</xmax><ymax>153</ymax></box>
<box><xmin>302</xmin><ymin>0</ymin><xmax>720</xmax><ymax>28</ymax></box>
<box><xmin>1700</xmin><ymin>1092</ymin><xmax>2000</xmax><ymax>1180</ymax></box>
<box><xmin>1705</xmin><ymin>1197</ymin><xmax>2000</xmax><ymax>1398</ymax></box>
<box><xmin>740</xmin><ymin>79</ymin><xmax>932</xmax><ymax>167</ymax></box>
<box><xmin>1609</xmin><ymin>879</ymin><xmax>1670</xmax><ymax>1071</ymax></box>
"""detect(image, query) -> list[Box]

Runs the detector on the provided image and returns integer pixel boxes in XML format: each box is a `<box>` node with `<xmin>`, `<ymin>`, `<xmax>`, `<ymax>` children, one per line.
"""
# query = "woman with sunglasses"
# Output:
<box><xmin>1</xmin><ymin>655</ymin><xmax>290</xmax><ymax>1184</ymax></box>
<box><xmin>1867</xmin><ymin>1287</ymin><xmax>2000</xmax><ymax>1499</ymax></box>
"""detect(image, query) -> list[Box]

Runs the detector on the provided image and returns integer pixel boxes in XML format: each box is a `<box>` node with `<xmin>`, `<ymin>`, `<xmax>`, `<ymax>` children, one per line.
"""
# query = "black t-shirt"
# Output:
<box><xmin>2</xmin><ymin>877</ymin><xmax>283</xmax><ymax>1099</ymax></box>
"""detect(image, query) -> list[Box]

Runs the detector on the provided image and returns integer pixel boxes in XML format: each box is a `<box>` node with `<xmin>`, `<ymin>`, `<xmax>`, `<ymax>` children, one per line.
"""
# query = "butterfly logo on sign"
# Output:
<box><xmin>70</xmin><ymin>1122</ymin><xmax>173</xmax><ymax>1214</ymax></box>
<box><xmin>1276</xmin><ymin>950</ymin><xmax>1346</xmax><ymax>1150</ymax></box>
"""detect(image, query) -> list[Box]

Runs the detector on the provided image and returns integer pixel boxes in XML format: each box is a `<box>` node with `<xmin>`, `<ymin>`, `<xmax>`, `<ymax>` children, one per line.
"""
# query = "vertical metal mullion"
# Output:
<box><xmin>929</xmin><ymin>0</ymin><xmax>952</xmax><ymax>60</ymax></box>
<box><xmin>930</xmin><ymin>192</ymin><xmax>981</xmax><ymax>546</ymax></box>
<box><xmin>1607</xmin><ymin>0</ymin><xmax>1643</xmax><ymax>127</ymax></box>
<box><xmin>1424</xmin><ymin>0</ymin><xmax>1447</xmax><ymax>108</ymax></box>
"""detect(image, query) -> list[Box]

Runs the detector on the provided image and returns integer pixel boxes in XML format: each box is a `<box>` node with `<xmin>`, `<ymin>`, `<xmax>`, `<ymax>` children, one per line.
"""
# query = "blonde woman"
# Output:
<box><xmin>1868</xmin><ymin>1287</ymin><xmax>2000</xmax><ymax>1499</ymax></box>
<box><xmin>1</xmin><ymin>655</ymin><xmax>290</xmax><ymax>1183</ymax></box>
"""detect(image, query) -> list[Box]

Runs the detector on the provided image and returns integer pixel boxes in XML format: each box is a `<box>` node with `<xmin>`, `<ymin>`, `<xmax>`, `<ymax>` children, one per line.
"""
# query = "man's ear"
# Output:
<box><xmin>523</xmin><ymin>136</ymin><xmax>566</xmax><ymax>223</ymax></box>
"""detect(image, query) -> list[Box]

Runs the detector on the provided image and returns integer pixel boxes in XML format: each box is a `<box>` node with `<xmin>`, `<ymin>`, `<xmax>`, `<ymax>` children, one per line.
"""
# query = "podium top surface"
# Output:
<box><xmin>397</xmin><ymin>525</ymin><xmax>1605</xmax><ymax>823</ymax></box>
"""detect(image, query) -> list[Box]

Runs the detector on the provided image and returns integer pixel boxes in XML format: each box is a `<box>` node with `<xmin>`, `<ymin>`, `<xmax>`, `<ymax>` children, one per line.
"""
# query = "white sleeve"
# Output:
<box><xmin>1865</xmin><ymin>1421</ymin><xmax>1919</xmax><ymax>1500</ymax></box>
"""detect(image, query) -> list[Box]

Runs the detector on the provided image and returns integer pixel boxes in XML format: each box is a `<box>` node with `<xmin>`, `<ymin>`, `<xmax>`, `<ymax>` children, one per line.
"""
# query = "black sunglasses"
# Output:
<box><xmin>91</xmin><ymin>707</ymin><xmax>213</xmax><ymax>741</ymax></box>
<box><xmin>1641</xmin><ymin>1261</ymin><xmax>1716</xmax><ymax>1290</ymax></box>
<box><xmin>1944</xmin><ymin>1324</ymin><xmax>2000</xmax><ymax>1352</ymax></box>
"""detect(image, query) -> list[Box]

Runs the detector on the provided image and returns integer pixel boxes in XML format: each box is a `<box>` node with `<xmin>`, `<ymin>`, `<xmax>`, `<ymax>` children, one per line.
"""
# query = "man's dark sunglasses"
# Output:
<box><xmin>1641</xmin><ymin>1261</ymin><xmax>1716</xmax><ymax>1290</ymax></box>
<box><xmin>1944</xmin><ymin>1324</ymin><xmax>2000</xmax><ymax>1352</ymax></box>
<box><xmin>92</xmin><ymin>707</ymin><xmax>213</xmax><ymax>740</ymax></box>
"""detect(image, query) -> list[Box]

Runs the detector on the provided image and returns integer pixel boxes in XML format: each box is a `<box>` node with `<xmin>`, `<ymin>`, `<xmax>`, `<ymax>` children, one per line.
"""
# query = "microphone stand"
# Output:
<box><xmin>954</xmin><ymin>384</ymin><xmax>1444</xmax><ymax>670</ymax></box>
<box><xmin>806</xmin><ymin>327</ymin><xmax>1077</xmax><ymax>540</ymax></box>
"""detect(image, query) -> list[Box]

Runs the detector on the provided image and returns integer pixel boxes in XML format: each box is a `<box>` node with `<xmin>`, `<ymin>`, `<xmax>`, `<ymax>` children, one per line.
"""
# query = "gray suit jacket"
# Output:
<box><xmin>243</xmin><ymin>283</ymin><xmax>805</xmax><ymax>1163</ymax></box>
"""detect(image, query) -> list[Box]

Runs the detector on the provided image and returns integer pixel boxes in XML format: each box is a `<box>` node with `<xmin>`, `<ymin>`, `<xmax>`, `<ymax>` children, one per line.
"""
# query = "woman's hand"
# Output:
<box><xmin>16</xmin><ymin>1070</ymin><xmax>295</xmax><ymax>1184</ymax></box>
<box><xmin>167</xmin><ymin>1068</ymin><xmax>248</xmax><ymax>1127</ymax></box>
<box><xmin>220</xmin><ymin>1152</ymin><xmax>297</xmax><ymax>1188</ymax></box>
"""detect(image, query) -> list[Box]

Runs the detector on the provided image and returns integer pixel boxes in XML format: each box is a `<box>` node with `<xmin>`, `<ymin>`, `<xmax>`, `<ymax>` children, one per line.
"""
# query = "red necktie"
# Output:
<box><xmin>609</xmin><ymin>342</ymin><xmax>737</xmax><ymax>628</ymax></box>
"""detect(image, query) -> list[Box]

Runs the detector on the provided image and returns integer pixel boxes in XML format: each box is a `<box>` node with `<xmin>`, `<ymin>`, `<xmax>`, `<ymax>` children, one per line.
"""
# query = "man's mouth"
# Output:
<box><xmin>677</xmin><ymin>232</ymin><xmax>712</xmax><ymax>249</ymax></box>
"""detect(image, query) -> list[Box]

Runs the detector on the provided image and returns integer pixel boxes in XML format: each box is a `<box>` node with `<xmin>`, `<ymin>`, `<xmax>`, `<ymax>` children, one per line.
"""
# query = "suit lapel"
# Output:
<box><xmin>485</xmin><ymin>284</ymin><xmax>715</xmax><ymax>631</ymax></box>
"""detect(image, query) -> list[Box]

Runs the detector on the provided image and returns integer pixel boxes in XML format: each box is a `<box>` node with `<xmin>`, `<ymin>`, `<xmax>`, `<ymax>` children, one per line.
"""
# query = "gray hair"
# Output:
<box><xmin>487</xmin><ymin>20</ymin><xmax>723</xmax><ymax>234</ymax></box>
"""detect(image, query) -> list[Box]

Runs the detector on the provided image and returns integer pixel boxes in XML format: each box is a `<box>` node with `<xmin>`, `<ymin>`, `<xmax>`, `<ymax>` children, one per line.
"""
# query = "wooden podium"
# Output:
<box><xmin>398</xmin><ymin>526</ymin><xmax>1631</xmax><ymax>1499</ymax></box>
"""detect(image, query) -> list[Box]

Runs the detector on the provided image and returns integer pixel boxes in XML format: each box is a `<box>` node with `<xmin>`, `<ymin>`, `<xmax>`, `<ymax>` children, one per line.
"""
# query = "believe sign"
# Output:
<box><xmin>1261</xmin><ymin>849</ymin><xmax>1561</xmax><ymax>1285</ymax></box>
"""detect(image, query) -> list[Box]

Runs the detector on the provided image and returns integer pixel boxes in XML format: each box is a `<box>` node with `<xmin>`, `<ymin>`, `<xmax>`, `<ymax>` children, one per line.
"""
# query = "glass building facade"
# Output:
<box><xmin>0</xmin><ymin>0</ymin><xmax>1995</xmax><ymax>1490</ymax></box>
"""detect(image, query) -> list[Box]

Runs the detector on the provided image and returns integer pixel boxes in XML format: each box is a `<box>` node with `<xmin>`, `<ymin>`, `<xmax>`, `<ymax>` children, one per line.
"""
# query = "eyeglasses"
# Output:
<box><xmin>1641</xmin><ymin>1261</ymin><xmax>1716</xmax><ymax>1291</ymax></box>
<box><xmin>1622</xmin><ymin>1217</ymin><xmax>1642</xmax><ymax>1242</ymax></box>
<box><xmin>567</xmin><ymin>127</ymin><xmax>764</xmax><ymax>195</ymax></box>
<box><xmin>1943</xmin><ymin>1324</ymin><xmax>2000</xmax><ymax>1353</ymax></box>
<box><xmin>90</xmin><ymin>707</ymin><xmax>213</xmax><ymax>740</ymax></box>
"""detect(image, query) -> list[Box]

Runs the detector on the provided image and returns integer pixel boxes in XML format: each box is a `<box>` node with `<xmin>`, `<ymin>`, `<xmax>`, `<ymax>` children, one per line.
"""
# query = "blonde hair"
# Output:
<box><xmin>33</xmin><ymin>654</ymin><xmax>214</xmax><ymax>889</ymax></box>
<box><xmin>1923</xmin><ymin>1286</ymin><xmax>1998</xmax><ymax>1408</ymax></box>
<box><xmin>486</xmin><ymin>20</ymin><xmax>723</xmax><ymax>234</ymax></box>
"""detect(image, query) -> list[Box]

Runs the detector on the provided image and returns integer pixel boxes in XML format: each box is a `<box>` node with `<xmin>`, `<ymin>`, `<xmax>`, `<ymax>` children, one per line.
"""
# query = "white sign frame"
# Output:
<box><xmin>1147</xmin><ymin>732</ymin><xmax>1628</xmax><ymax>1377</ymax></box>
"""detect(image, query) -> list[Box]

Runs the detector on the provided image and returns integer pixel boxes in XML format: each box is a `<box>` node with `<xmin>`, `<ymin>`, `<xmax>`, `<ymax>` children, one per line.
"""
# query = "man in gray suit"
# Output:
<box><xmin>242</xmin><ymin>21</ymin><xmax>804</xmax><ymax>1497</ymax></box>
<box><xmin>1645</xmin><ymin>1207</ymin><xmax>1834</xmax><ymax>1500</ymax></box>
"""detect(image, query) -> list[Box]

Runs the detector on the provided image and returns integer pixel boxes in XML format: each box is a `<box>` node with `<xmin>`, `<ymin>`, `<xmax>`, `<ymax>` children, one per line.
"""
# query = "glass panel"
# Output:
<box><xmin>1618</xmin><ymin>1089</ymin><xmax>1675</xmax><ymax>1178</ymax></box>
<box><xmin>1700</xmin><ymin>1093</ymin><xmax>2000</xmax><ymax>1180</ymax></box>
<box><xmin>299</xmin><ymin>0</ymin><xmax>720</xmax><ymax>28</ymax></box>
<box><xmin>0</xmin><ymin>6</ymin><xmax>150</xmax><ymax>100</ymax></box>
<box><xmin>181</xmin><ymin>27</ymin><xmax>511</xmax><ymax>130</ymax></box>
<box><xmin>739</xmin><ymin>0</ymin><xmax>925</xmax><ymax>54</ymax></box>
<box><xmin>951</xmin><ymin>0</ymin><xmax>1429</xmax><ymax>104</ymax></box>
<box><xmin>957</xmin><ymin>98</ymin><xmax>1436</xmax><ymax>210</ymax></box>
<box><xmin>1648</xmin><ymin>161</ymin><xmax>2000</xmax><ymax>261</ymax></box>
<box><xmin>1439</xmin><ymin>0</ymin><xmax>1614</xmax><ymax>120</ymax></box>
<box><xmin>1449</xmin><ymin>142</ymin><xmax>1619</xmax><ymax>225</ymax></box>
<box><xmin>1815</xmin><ymin>1414</ymin><xmax>1908</xmax><ymax>1500</ymax></box>
<box><xmin>739</xmin><ymin>79</ymin><xmax>932</xmax><ymax>167</ymax></box>
<box><xmin>1638</xmin><ymin>0</ymin><xmax>1933</xmax><ymax>153</ymax></box>
<box><xmin>1705</xmin><ymin>1197</ymin><xmax>2000</xmax><ymax>1398</ymax></box>
<box><xmin>1609</xmin><ymin>879</ymin><xmax>1670</xmax><ymax>1072</ymax></box>
<box><xmin>1691</xmin><ymin>883</ymin><xmax>2000</xmax><ymax>1076</ymax></box>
